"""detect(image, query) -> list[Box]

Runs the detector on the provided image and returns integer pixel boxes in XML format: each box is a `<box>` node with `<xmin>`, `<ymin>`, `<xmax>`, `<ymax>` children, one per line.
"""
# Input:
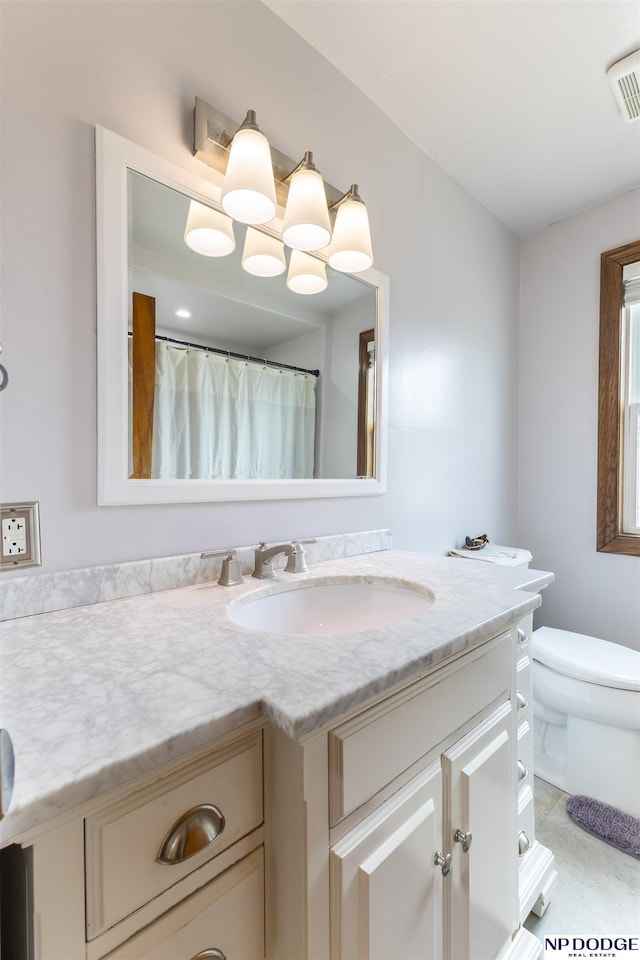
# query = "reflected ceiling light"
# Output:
<box><xmin>184</xmin><ymin>200</ymin><xmax>235</xmax><ymax>257</ymax></box>
<box><xmin>286</xmin><ymin>250</ymin><xmax>328</xmax><ymax>295</ymax></box>
<box><xmin>221</xmin><ymin>110</ymin><xmax>277</xmax><ymax>225</ymax></box>
<box><xmin>282</xmin><ymin>152</ymin><xmax>331</xmax><ymax>252</ymax></box>
<box><xmin>241</xmin><ymin>227</ymin><xmax>286</xmax><ymax>277</ymax></box>
<box><xmin>174</xmin><ymin>308</ymin><xmax>192</xmax><ymax>319</ymax></box>
<box><xmin>327</xmin><ymin>185</ymin><xmax>374</xmax><ymax>274</ymax></box>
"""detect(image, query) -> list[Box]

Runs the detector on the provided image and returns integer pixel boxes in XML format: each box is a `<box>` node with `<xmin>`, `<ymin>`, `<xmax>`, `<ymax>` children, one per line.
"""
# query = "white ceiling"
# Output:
<box><xmin>264</xmin><ymin>0</ymin><xmax>640</xmax><ymax>236</ymax></box>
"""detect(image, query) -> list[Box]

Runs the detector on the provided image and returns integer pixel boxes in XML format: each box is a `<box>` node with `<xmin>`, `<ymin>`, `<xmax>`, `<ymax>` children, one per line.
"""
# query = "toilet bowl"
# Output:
<box><xmin>532</xmin><ymin>626</ymin><xmax>640</xmax><ymax>819</ymax></box>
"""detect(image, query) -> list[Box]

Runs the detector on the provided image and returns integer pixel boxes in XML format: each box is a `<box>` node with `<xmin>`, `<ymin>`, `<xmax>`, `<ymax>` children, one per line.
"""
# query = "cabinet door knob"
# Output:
<box><xmin>517</xmin><ymin>760</ymin><xmax>528</xmax><ymax>782</ymax></box>
<box><xmin>517</xmin><ymin>627</ymin><xmax>527</xmax><ymax>645</ymax></box>
<box><xmin>516</xmin><ymin>691</ymin><xmax>528</xmax><ymax>711</ymax></box>
<box><xmin>191</xmin><ymin>951</ymin><xmax>226</xmax><ymax>960</ymax></box>
<box><xmin>453</xmin><ymin>828</ymin><xmax>473</xmax><ymax>853</ymax></box>
<box><xmin>434</xmin><ymin>851</ymin><xmax>452</xmax><ymax>877</ymax></box>
<box><xmin>157</xmin><ymin>804</ymin><xmax>225</xmax><ymax>865</ymax></box>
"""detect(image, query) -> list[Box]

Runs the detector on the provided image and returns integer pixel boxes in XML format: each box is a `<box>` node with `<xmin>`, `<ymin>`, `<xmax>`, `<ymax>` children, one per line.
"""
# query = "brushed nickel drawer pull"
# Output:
<box><xmin>517</xmin><ymin>760</ymin><xmax>528</xmax><ymax>782</ymax></box>
<box><xmin>157</xmin><ymin>804</ymin><xmax>225</xmax><ymax>865</ymax></box>
<box><xmin>518</xmin><ymin>830</ymin><xmax>531</xmax><ymax>856</ymax></box>
<box><xmin>516</xmin><ymin>691</ymin><xmax>528</xmax><ymax>710</ymax></box>
<box><xmin>191</xmin><ymin>950</ymin><xmax>226</xmax><ymax>960</ymax></box>
<box><xmin>517</xmin><ymin>627</ymin><xmax>527</xmax><ymax>645</ymax></box>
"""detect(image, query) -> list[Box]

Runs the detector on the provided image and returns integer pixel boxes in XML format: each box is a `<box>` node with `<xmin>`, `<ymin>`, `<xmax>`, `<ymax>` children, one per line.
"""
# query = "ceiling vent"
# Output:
<box><xmin>607</xmin><ymin>49</ymin><xmax>640</xmax><ymax>122</ymax></box>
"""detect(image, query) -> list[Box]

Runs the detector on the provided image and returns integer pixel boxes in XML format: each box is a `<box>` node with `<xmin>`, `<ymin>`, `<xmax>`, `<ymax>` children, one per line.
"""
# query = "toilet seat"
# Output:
<box><xmin>533</xmin><ymin>626</ymin><xmax>640</xmax><ymax>692</ymax></box>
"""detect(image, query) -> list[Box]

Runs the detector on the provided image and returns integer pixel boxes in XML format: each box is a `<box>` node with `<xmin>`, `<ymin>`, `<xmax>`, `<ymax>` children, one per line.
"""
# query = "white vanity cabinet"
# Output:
<box><xmin>267</xmin><ymin>627</ymin><xmax>543</xmax><ymax>960</ymax></box>
<box><xmin>15</xmin><ymin>614</ymin><xmax>549</xmax><ymax>960</ymax></box>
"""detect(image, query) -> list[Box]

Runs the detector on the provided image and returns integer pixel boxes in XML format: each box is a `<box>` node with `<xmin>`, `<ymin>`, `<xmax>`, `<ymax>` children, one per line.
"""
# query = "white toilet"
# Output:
<box><xmin>532</xmin><ymin>626</ymin><xmax>640</xmax><ymax>819</ymax></box>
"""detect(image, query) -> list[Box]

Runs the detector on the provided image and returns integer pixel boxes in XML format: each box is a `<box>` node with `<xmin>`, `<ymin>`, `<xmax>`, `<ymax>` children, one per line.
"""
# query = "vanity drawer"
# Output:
<box><xmin>102</xmin><ymin>846</ymin><xmax>264</xmax><ymax>959</ymax></box>
<box><xmin>86</xmin><ymin>730</ymin><xmax>263</xmax><ymax>938</ymax></box>
<box><xmin>328</xmin><ymin>632</ymin><xmax>511</xmax><ymax>824</ymax></box>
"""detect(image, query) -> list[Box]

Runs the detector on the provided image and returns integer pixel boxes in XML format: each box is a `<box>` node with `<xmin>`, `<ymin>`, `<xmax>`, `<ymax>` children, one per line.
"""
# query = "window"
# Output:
<box><xmin>597</xmin><ymin>241</ymin><xmax>640</xmax><ymax>555</ymax></box>
<box><xmin>622</xmin><ymin>266</ymin><xmax>640</xmax><ymax>534</ymax></box>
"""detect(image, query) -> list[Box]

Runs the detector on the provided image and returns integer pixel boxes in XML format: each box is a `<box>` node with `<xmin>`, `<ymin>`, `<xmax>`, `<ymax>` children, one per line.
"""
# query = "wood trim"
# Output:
<box><xmin>597</xmin><ymin>240</ymin><xmax>640</xmax><ymax>555</ymax></box>
<box><xmin>130</xmin><ymin>292</ymin><xmax>156</xmax><ymax>479</ymax></box>
<box><xmin>357</xmin><ymin>328</ymin><xmax>375</xmax><ymax>478</ymax></box>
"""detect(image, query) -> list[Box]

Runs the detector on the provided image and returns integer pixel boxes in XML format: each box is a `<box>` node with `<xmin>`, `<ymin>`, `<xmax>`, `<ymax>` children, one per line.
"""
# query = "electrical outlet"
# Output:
<box><xmin>0</xmin><ymin>502</ymin><xmax>41</xmax><ymax>570</ymax></box>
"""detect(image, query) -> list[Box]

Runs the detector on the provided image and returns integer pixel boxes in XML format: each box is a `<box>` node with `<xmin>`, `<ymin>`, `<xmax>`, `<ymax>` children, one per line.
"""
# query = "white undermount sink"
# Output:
<box><xmin>228</xmin><ymin>578</ymin><xmax>435</xmax><ymax>636</ymax></box>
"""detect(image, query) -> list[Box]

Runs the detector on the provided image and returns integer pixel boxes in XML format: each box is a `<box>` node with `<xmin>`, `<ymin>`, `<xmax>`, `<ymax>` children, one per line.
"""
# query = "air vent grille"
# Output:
<box><xmin>607</xmin><ymin>50</ymin><xmax>640</xmax><ymax>122</ymax></box>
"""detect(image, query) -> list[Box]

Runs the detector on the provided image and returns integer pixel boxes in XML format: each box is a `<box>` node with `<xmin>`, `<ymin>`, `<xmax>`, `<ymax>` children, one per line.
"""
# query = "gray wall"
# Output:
<box><xmin>0</xmin><ymin>0</ymin><xmax>519</xmax><ymax>575</ymax></box>
<box><xmin>519</xmin><ymin>191</ymin><xmax>640</xmax><ymax>649</ymax></box>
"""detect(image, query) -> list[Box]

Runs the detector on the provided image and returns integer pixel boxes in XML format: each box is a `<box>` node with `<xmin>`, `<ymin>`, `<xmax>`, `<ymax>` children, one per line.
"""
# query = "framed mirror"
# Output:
<box><xmin>96</xmin><ymin>127</ymin><xmax>388</xmax><ymax>504</ymax></box>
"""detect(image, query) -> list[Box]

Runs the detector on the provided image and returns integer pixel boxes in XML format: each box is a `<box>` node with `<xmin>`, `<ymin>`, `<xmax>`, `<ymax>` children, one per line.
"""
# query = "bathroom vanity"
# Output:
<box><xmin>0</xmin><ymin>540</ymin><xmax>555</xmax><ymax>959</ymax></box>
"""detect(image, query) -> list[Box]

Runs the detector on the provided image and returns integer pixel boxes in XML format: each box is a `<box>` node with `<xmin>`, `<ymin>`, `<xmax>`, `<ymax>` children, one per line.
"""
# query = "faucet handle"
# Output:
<box><xmin>285</xmin><ymin>539</ymin><xmax>317</xmax><ymax>573</ymax></box>
<box><xmin>200</xmin><ymin>548</ymin><xmax>245</xmax><ymax>586</ymax></box>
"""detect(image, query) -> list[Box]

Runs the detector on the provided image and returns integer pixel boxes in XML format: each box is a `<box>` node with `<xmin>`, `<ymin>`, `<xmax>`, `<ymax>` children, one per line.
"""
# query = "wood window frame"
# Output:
<box><xmin>597</xmin><ymin>239</ymin><xmax>640</xmax><ymax>555</ymax></box>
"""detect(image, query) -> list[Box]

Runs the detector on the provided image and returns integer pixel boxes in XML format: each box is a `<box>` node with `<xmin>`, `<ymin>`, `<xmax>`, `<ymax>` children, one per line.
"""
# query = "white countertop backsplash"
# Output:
<box><xmin>0</xmin><ymin>532</ymin><xmax>553</xmax><ymax>846</ymax></box>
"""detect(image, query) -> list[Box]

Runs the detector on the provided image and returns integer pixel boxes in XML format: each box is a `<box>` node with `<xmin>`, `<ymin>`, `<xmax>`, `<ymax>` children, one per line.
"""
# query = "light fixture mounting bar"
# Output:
<box><xmin>193</xmin><ymin>97</ymin><xmax>344</xmax><ymax>212</ymax></box>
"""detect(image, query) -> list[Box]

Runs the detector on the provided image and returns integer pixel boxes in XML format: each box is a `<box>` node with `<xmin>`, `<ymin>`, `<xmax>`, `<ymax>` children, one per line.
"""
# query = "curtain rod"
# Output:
<box><xmin>127</xmin><ymin>331</ymin><xmax>320</xmax><ymax>378</ymax></box>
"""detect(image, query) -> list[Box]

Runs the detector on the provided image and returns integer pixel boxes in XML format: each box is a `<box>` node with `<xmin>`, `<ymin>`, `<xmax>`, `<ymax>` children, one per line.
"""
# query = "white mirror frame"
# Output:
<box><xmin>96</xmin><ymin>127</ymin><xmax>388</xmax><ymax>505</ymax></box>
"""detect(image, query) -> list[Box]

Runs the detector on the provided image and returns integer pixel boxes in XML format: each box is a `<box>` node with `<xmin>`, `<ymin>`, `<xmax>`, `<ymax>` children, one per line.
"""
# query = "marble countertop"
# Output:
<box><xmin>0</xmin><ymin>550</ymin><xmax>552</xmax><ymax>845</ymax></box>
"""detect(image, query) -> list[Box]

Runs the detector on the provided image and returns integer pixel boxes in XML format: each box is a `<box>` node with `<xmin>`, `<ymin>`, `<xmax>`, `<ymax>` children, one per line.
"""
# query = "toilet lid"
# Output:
<box><xmin>533</xmin><ymin>627</ymin><xmax>640</xmax><ymax>691</ymax></box>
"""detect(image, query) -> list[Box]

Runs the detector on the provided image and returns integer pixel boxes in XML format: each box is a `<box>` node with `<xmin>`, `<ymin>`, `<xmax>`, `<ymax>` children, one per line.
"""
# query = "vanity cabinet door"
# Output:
<box><xmin>330</xmin><ymin>760</ymin><xmax>443</xmax><ymax>960</ymax></box>
<box><xmin>443</xmin><ymin>701</ymin><xmax>516</xmax><ymax>960</ymax></box>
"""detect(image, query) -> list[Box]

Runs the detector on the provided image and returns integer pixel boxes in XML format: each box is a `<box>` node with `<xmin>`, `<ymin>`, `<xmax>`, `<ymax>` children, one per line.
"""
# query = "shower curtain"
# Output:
<box><xmin>150</xmin><ymin>343</ymin><xmax>316</xmax><ymax>480</ymax></box>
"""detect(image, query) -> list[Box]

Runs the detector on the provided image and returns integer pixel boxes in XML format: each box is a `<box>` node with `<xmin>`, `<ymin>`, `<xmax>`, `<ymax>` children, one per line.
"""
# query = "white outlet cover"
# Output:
<box><xmin>0</xmin><ymin>502</ymin><xmax>41</xmax><ymax>570</ymax></box>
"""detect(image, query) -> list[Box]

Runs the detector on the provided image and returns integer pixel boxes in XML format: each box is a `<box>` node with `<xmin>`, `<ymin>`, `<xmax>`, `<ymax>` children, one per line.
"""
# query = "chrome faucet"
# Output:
<box><xmin>252</xmin><ymin>541</ymin><xmax>295</xmax><ymax>579</ymax></box>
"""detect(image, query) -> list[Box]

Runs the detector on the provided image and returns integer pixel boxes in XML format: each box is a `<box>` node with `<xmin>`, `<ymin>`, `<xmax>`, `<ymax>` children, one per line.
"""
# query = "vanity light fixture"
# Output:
<box><xmin>184</xmin><ymin>200</ymin><xmax>235</xmax><ymax>257</ymax></box>
<box><xmin>286</xmin><ymin>250</ymin><xmax>328</xmax><ymax>295</ymax></box>
<box><xmin>282</xmin><ymin>152</ymin><xmax>331</xmax><ymax>252</ymax></box>
<box><xmin>220</xmin><ymin>110</ymin><xmax>277</xmax><ymax>225</ymax></box>
<box><xmin>327</xmin><ymin>185</ymin><xmax>374</xmax><ymax>273</ymax></box>
<box><xmin>193</xmin><ymin>97</ymin><xmax>375</xmax><ymax>275</ymax></box>
<box><xmin>241</xmin><ymin>227</ymin><xmax>286</xmax><ymax>277</ymax></box>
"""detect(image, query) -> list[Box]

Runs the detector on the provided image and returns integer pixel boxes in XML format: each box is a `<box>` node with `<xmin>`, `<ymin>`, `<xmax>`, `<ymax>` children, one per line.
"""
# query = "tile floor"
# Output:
<box><xmin>524</xmin><ymin>778</ymin><xmax>640</xmax><ymax>945</ymax></box>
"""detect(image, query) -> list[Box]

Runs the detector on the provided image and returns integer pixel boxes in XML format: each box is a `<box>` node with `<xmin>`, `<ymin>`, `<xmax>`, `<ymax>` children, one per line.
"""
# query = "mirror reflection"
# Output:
<box><xmin>127</xmin><ymin>171</ymin><xmax>377</xmax><ymax>481</ymax></box>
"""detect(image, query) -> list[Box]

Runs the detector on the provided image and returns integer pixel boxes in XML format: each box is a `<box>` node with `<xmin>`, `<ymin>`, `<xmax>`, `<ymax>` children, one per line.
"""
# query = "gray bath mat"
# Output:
<box><xmin>566</xmin><ymin>795</ymin><xmax>640</xmax><ymax>859</ymax></box>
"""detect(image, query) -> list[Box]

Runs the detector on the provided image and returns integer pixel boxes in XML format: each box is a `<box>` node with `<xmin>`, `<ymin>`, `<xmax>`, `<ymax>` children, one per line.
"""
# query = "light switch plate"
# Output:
<box><xmin>0</xmin><ymin>501</ymin><xmax>41</xmax><ymax>570</ymax></box>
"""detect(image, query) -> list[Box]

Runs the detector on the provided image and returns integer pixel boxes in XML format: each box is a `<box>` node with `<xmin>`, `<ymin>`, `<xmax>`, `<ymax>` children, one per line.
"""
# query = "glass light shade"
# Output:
<box><xmin>327</xmin><ymin>196</ymin><xmax>374</xmax><ymax>273</ymax></box>
<box><xmin>221</xmin><ymin>127</ymin><xmax>277</xmax><ymax>225</ymax></box>
<box><xmin>286</xmin><ymin>250</ymin><xmax>328</xmax><ymax>295</ymax></box>
<box><xmin>282</xmin><ymin>166</ymin><xmax>331</xmax><ymax>251</ymax></box>
<box><xmin>184</xmin><ymin>200</ymin><xmax>235</xmax><ymax>257</ymax></box>
<box><xmin>242</xmin><ymin>227</ymin><xmax>286</xmax><ymax>277</ymax></box>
